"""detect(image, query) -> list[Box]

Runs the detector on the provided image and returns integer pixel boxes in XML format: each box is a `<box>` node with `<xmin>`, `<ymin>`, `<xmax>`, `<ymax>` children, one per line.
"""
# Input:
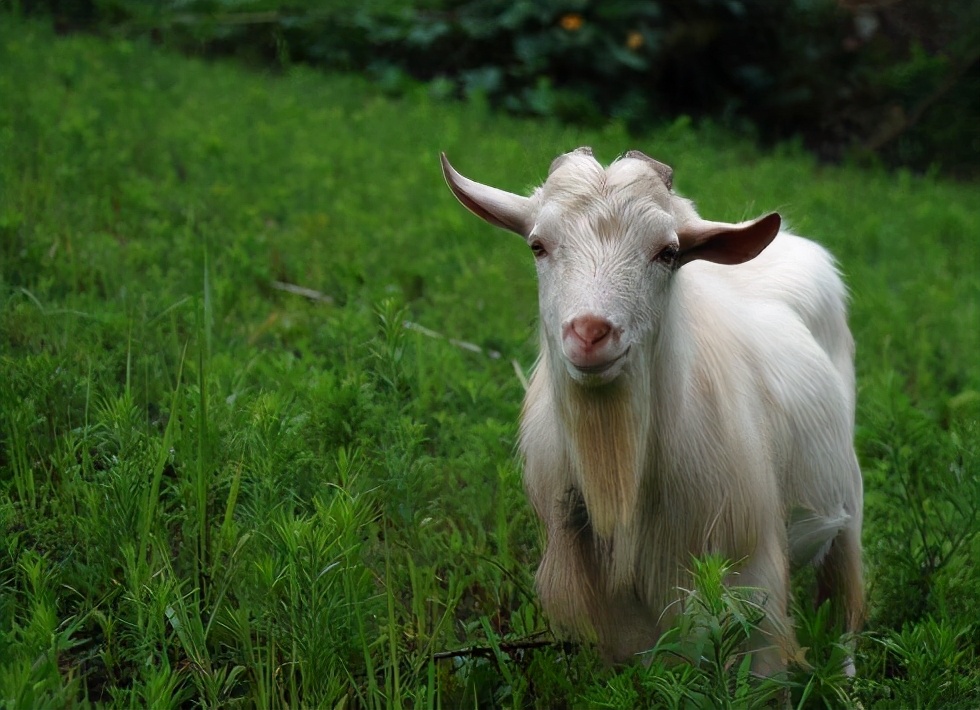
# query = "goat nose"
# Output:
<box><xmin>570</xmin><ymin>315</ymin><xmax>613</xmax><ymax>346</ymax></box>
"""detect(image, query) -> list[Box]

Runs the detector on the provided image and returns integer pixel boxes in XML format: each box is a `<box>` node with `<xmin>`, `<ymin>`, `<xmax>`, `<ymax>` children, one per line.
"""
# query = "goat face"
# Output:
<box><xmin>441</xmin><ymin>147</ymin><xmax>781</xmax><ymax>386</ymax></box>
<box><xmin>530</xmin><ymin>149</ymin><xmax>680</xmax><ymax>385</ymax></box>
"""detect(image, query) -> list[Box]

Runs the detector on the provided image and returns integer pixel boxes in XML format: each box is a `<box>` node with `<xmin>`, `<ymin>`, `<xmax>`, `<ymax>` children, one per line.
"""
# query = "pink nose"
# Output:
<box><xmin>569</xmin><ymin>315</ymin><xmax>613</xmax><ymax>347</ymax></box>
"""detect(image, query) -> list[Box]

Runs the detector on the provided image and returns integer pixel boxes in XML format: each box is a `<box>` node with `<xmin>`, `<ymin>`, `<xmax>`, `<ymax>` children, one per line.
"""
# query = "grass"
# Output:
<box><xmin>1</xmin><ymin>13</ymin><xmax>979</xmax><ymax>708</ymax></box>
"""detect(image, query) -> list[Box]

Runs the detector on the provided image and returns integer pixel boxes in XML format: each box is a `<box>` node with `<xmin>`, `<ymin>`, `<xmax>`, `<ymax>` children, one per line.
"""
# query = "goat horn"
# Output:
<box><xmin>549</xmin><ymin>146</ymin><xmax>595</xmax><ymax>175</ymax></box>
<box><xmin>625</xmin><ymin>150</ymin><xmax>673</xmax><ymax>190</ymax></box>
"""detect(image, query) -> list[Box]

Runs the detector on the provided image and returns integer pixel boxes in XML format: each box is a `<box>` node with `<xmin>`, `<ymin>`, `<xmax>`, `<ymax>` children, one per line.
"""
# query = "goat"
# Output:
<box><xmin>440</xmin><ymin>147</ymin><xmax>863</xmax><ymax>673</ymax></box>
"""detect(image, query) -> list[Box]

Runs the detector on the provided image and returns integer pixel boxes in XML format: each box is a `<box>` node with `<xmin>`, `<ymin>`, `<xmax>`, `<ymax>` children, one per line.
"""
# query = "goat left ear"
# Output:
<box><xmin>677</xmin><ymin>212</ymin><xmax>781</xmax><ymax>266</ymax></box>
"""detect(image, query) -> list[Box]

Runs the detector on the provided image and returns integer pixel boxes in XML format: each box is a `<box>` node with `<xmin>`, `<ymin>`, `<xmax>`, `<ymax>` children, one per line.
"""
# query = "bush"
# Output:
<box><xmin>17</xmin><ymin>0</ymin><xmax>980</xmax><ymax>175</ymax></box>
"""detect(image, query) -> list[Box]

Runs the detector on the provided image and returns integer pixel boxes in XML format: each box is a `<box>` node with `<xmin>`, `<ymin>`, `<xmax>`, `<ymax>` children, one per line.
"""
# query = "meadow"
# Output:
<box><xmin>1</xmin><ymin>15</ymin><xmax>979</xmax><ymax>708</ymax></box>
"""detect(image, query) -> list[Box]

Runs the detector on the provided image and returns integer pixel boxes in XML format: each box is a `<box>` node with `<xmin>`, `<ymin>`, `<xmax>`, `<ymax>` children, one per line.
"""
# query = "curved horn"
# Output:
<box><xmin>440</xmin><ymin>153</ymin><xmax>532</xmax><ymax>236</ymax></box>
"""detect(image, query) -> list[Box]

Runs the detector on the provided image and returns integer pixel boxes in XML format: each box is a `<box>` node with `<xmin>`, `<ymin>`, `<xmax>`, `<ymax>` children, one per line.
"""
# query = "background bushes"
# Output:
<box><xmin>21</xmin><ymin>0</ymin><xmax>980</xmax><ymax>176</ymax></box>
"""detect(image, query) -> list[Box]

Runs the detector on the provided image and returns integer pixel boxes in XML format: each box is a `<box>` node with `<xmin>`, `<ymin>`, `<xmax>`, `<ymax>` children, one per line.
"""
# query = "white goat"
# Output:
<box><xmin>440</xmin><ymin>147</ymin><xmax>863</xmax><ymax>673</ymax></box>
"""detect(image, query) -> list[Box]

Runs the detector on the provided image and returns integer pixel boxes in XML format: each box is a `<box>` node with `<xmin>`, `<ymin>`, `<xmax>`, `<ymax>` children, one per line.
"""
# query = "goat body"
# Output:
<box><xmin>441</xmin><ymin>148</ymin><xmax>863</xmax><ymax>671</ymax></box>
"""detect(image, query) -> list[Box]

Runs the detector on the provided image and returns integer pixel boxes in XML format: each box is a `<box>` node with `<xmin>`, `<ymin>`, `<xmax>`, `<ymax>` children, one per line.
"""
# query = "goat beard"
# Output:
<box><xmin>559</xmin><ymin>375</ymin><xmax>649</xmax><ymax>541</ymax></box>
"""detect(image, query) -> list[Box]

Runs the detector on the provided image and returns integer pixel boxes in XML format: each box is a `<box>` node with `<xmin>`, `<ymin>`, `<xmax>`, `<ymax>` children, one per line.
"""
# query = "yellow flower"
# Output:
<box><xmin>626</xmin><ymin>31</ymin><xmax>643</xmax><ymax>50</ymax></box>
<box><xmin>560</xmin><ymin>13</ymin><xmax>584</xmax><ymax>32</ymax></box>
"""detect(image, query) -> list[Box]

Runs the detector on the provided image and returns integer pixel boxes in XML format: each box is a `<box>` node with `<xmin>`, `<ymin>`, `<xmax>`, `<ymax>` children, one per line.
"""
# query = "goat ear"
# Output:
<box><xmin>677</xmin><ymin>212</ymin><xmax>781</xmax><ymax>266</ymax></box>
<box><xmin>441</xmin><ymin>153</ymin><xmax>532</xmax><ymax>237</ymax></box>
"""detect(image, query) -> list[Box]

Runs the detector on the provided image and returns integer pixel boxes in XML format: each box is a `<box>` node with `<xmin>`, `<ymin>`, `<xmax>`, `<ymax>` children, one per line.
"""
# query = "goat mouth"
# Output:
<box><xmin>571</xmin><ymin>347</ymin><xmax>631</xmax><ymax>376</ymax></box>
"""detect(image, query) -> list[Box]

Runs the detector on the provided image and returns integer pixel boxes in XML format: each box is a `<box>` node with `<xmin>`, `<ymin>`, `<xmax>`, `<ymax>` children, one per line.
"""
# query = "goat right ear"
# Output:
<box><xmin>677</xmin><ymin>212</ymin><xmax>781</xmax><ymax>266</ymax></box>
<box><xmin>441</xmin><ymin>153</ymin><xmax>532</xmax><ymax>237</ymax></box>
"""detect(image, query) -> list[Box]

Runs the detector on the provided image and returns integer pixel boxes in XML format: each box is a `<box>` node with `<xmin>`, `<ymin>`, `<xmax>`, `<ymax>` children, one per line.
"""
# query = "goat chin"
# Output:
<box><xmin>563</xmin><ymin>351</ymin><xmax>630</xmax><ymax>386</ymax></box>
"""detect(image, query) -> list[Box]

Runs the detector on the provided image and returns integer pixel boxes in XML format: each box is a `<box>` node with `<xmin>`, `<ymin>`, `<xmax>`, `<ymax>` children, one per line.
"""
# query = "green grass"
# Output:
<box><xmin>1</xmin><ymin>14</ymin><xmax>979</xmax><ymax>708</ymax></box>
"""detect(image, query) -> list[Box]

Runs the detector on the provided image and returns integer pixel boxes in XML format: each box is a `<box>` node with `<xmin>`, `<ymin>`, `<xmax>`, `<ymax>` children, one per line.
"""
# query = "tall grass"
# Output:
<box><xmin>1</xmin><ymin>13</ymin><xmax>978</xmax><ymax>707</ymax></box>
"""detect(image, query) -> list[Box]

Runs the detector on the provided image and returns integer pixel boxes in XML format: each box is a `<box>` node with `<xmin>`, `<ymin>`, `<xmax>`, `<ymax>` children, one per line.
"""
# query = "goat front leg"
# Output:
<box><xmin>730</xmin><ymin>533</ymin><xmax>796</xmax><ymax>678</ymax></box>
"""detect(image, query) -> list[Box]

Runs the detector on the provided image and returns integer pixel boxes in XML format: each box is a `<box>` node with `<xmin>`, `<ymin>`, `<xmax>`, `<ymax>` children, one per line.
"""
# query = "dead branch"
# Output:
<box><xmin>431</xmin><ymin>638</ymin><xmax>575</xmax><ymax>662</ymax></box>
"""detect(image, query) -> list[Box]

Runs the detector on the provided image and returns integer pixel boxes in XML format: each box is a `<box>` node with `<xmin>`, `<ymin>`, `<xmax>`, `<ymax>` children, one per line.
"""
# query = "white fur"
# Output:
<box><xmin>441</xmin><ymin>148</ymin><xmax>864</xmax><ymax>672</ymax></box>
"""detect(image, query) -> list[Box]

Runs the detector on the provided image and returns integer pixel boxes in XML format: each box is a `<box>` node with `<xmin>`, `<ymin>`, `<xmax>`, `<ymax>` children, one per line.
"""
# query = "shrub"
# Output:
<box><xmin>17</xmin><ymin>0</ymin><xmax>980</xmax><ymax>175</ymax></box>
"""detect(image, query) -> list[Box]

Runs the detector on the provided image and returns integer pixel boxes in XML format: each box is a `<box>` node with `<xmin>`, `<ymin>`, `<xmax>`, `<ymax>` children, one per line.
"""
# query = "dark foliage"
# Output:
<box><xmin>17</xmin><ymin>0</ymin><xmax>980</xmax><ymax>175</ymax></box>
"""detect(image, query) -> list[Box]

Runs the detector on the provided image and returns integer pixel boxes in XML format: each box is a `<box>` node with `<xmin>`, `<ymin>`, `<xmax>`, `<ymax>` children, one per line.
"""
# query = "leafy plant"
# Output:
<box><xmin>856</xmin><ymin>619</ymin><xmax>980</xmax><ymax>708</ymax></box>
<box><xmin>639</xmin><ymin>556</ymin><xmax>789</xmax><ymax>709</ymax></box>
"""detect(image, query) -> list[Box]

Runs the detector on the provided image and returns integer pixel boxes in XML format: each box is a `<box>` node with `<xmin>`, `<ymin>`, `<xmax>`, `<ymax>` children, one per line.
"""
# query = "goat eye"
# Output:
<box><xmin>656</xmin><ymin>245</ymin><xmax>679</xmax><ymax>264</ymax></box>
<box><xmin>530</xmin><ymin>240</ymin><xmax>548</xmax><ymax>258</ymax></box>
